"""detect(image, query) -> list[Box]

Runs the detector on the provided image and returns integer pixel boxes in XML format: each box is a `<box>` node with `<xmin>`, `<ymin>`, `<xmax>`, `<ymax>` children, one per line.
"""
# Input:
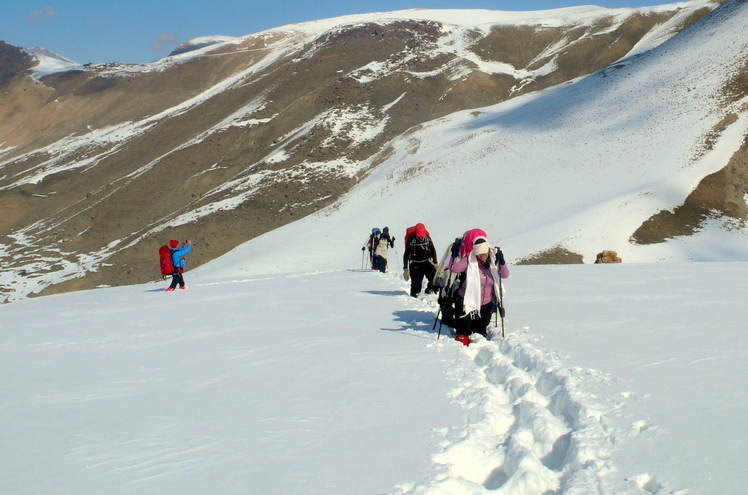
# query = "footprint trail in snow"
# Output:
<box><xmin>388</xmin><ymin>288</ymin><xmax>681</xmax><ymax>495</ymax></box>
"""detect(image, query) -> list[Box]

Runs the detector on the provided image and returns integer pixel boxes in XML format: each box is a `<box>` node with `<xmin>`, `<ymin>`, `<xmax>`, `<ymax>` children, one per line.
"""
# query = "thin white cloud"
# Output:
<box><xmin>151</xmin><ymin>32</ymin><xmax>180</xmax><ymax>52</ymax></box>
<box><xmin>28</xmin><ymin>6</ymin><xmax>58</xmax><ymax>26</ymax></box>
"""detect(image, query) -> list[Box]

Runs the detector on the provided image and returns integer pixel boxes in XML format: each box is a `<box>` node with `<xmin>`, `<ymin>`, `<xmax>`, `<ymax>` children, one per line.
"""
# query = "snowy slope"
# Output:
<box><xmin>0</xmin><ymin>272</ymin><xmax>463</xmax><ymax>494</ymax></box>
<box><xmin>25</xmin><ymin>47</ymin><xmax>83</xmax><ymax>79</ymax></box>
<box><xmin>195</xmin><ymin>0</ymin><xmax>748</xmax><ymax>283</ymax></box>
<box><xmin>3</xmin><ymin>260</ymin><xmax>747</xmax><ymax>494</ymax></box>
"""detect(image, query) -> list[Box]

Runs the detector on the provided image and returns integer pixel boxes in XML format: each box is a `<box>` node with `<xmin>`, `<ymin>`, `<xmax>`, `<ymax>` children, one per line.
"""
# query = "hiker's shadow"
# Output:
<box><xmin>381</xmin><ymin>309</ymin><xmax>444</xmax><ymax>337</ymax></box>
<box><xmin>362</xmin><ymin>289</ymin><xmax>409</xmax><ymax>297</ymax></box>
<box><xmin>361</xmin><ymin>289</ymin><xmax>451</xmax><ymax>338</ymax></box>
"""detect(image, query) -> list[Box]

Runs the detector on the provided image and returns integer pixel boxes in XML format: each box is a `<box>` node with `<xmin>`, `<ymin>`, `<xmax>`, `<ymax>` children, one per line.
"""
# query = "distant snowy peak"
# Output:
<box><xmin>169</xmin><ymin>36</ymin><xmax>238</xmax><ymax>56</ymax></box>
<box><xmin>25</xmin><ymin>46</ymin><xmax>83</xmax><ymax>80</ymax></box>
<box><xmin>26</xmin><ymin>47</ymin><xmax>77</xmax><ymax>64</ymax></box>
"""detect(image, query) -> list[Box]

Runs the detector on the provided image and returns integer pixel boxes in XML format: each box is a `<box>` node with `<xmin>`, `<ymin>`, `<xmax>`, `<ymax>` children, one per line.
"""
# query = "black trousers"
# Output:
<box><xmin>409</xmin><ymin>260</ymin><xmax>435</xmax><ymax>296</ymax></box>
<box><xmin>455</xmin><ymin>299</ymin><xmax>494</xmax><ymax>337</ymax></box>
<box><xmin>374</xmin><ymin>255</ymin><xmax>387</xmax><ymax>273</ymax></box>
<box><xmin>169</xmin><ymin>270</ymin><xmax>185</xmax><ymax>289</ymax></box>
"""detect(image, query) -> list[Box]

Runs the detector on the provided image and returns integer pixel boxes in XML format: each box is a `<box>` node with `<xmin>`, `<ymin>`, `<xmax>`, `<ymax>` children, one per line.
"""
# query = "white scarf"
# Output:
<box><xmin>463</xmin><ymin>249</ymin><xmax>502</xmax><ymax>318</ymax></box>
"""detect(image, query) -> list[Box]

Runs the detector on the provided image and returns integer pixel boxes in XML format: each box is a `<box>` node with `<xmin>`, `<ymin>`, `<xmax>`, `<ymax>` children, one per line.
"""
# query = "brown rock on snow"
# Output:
<box><xmin>595</xmin><ymin>250</ymin><xmax>622</xmax><ymax>264</ymax></box>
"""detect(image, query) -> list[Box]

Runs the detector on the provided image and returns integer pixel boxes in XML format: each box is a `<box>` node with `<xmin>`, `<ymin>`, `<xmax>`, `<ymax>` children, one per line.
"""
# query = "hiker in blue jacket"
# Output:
<box><xmin>165</xmin><ymin>239</ymin><xmax>193</xmax><ymax>291</ymax></box>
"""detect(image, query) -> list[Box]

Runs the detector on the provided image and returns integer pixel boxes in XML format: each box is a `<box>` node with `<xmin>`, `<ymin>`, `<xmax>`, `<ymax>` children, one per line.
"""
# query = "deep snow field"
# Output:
<box><xmin>2</xmin><ymin>256</ymin><xmax>746</xmax><ymax>494</ymax></box>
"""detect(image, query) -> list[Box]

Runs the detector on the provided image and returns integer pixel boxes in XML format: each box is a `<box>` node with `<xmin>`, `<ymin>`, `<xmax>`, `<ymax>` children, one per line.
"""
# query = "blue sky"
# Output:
<box><xmin>3</xmin><ymin>0</ymin><xmax>664</xmax><ymax>64</ymax></box>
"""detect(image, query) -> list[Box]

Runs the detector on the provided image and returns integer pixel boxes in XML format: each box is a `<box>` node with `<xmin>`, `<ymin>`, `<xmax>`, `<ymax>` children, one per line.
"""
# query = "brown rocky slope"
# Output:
<box><xmin>0</xmin><ymin>4</ymin><xmax>727</xmax><ymax>301</ymax></box>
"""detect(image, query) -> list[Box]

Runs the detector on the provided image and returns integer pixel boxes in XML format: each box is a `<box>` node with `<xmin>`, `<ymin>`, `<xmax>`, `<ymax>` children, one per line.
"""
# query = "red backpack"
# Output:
<box><xmin>405</xmin><ymin>223</ymin><xmax>433</xmax><ymax>262</ymax></box>
<box><xmin>159</xmin><ymin>245</ymin><xmax>175</xmax><ymax>278</ymax></box>
<box><xmin>404</xmin><ymin>223</ymin><xmax>430</xmax><ymax>249</ymax></box>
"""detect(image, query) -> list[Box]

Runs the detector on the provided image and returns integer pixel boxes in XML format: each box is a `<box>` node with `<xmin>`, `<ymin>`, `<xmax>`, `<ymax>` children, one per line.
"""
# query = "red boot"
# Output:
<box><xmin>455</xmin><ymin>334</ymin><xmax>470</xmax><ymax>346</ymax></box>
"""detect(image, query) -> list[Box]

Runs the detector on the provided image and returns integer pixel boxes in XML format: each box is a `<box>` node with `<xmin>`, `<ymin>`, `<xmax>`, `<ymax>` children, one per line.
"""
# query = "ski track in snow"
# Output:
<box><xmin>377</xmin><ymin>274</ymin><xmax>675</xmax><ymax>495</ymax></box>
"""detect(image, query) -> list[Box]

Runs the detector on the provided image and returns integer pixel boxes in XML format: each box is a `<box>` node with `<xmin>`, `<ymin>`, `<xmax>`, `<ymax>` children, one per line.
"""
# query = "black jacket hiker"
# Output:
<box><xmin>403</xmin><ymin>223</ymin><xmax>437</xmax><ymax>297</ymax></box>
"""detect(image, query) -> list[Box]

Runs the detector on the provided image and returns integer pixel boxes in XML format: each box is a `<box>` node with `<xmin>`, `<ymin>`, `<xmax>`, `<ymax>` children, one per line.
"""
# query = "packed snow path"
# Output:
<box><xmin>392</xmin><ymin>283</ymin><xmax>665</xmax><ymax>495</ymax></box>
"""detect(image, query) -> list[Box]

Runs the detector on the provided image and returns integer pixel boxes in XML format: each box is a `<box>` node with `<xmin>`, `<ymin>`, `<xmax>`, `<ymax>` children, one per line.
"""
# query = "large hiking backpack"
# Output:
<box><xmin>404</xmin><ymin>224</ymin><xmax>428</xmax><ymax>248</ymax></box>
<box><xmin>408</xmin><ymin>235</ymin><xmax>432</xmax><ymax>261</ymax></box>
<box><xmin>433</xmin><ymin>242</ymin><xmax>456</xmax><ymax>289</ymax></box>
<box><xmin>433</xmin><ymin>240</ymin><xmax>464</xmax><ymax>328</ymax></box>
<box><xmin>369</xmin><ymin>230</ymin><xmax>380</xmax><ymax>252</ymax></box>
<box><xmin>438</xmin><ymin>282</ymin><xmax>461</xmax><ymax>328</ymax></box>
<box><xmin>159</xmin><ymin>245</ymin><xmax>175</xmax><ymax>278</ymax></box>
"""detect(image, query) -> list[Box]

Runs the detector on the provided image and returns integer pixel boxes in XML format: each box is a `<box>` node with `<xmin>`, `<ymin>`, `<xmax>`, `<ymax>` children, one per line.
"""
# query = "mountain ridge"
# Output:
<box><xmin>0</xmin><ymin>0</ymin><xmax>737</xmax><ymax>302</ymax></box>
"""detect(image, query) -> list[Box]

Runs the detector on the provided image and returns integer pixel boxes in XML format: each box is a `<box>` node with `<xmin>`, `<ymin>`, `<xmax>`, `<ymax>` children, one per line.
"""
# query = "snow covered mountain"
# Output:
<box><xmin>0</xmin><ymin>0</ymin><xmax>740</xmax><ymax>304</ymax></box>
<box><xmin>2</xmin><ymin>2</ymin><xmax>748</xmax><ymax>493</ymax></box>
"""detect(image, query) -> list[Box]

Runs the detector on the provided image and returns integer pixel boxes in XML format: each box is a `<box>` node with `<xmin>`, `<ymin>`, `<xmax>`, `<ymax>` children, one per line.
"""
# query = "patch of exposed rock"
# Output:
<box><xmin>515</xmin><ymin>246</ymin><xmax>585</xmax><ymax>265</ymax></box>
<box><xmin>0</xmin><ymin>42</ymin><xmax>33</xmax><ymax>88</ymax></box>
<box><xmin>595</xmin><ymin>250</ymin><xmax>622</xmax><ymax>263</ymax></box>
<box><xmin>631</xmin><ymin>57</ymin><xmax>748</xmax><ymax>246</ymax></box>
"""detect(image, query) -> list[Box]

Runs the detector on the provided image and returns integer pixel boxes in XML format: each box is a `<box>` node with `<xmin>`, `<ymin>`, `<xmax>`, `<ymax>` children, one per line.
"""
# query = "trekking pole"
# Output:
<box><xmin>497</xmin><ymin>248</ymin><xmax>506</xmax><ymax>339</ymax></box>
<box><xmin>435</xmin><ymin>294</ymin><xmax>446</xmax><ymax>340</ymax></box>
<box><xmin>361</xmin><ymin>249</ymin><xmax>365</xmax><ymax>270</ymax></box>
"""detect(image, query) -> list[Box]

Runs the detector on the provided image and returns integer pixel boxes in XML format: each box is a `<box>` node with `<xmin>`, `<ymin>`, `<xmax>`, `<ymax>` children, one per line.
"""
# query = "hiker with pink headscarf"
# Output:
<box><xmin>449</xmin><ymin>230</ymin><xmax>509</xmax><ymax>345</ymax></box>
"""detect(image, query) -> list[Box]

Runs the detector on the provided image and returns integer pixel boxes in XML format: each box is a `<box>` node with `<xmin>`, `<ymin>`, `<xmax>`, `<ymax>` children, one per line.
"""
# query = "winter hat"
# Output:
<box><xmin>473</xmin><ymin>240</ymin><xmax>489</xmax><ymax>256</ymax></box>
<box><xmin>170</xmin><ymin>239</ymin><xmax>179</xmax><ymax>248</ymax></box>
<box><xmin>415</xmin><ymin>223</ymin><xmax>427</xmax><ymax>237</ymax></box>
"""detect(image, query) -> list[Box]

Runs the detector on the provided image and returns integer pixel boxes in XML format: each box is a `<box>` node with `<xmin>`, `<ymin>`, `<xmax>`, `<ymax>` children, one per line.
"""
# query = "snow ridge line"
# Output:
<box><xmin>392</xmin><ymin>291</ymin><xmax>677</xmax><ymax>495</ymax></box>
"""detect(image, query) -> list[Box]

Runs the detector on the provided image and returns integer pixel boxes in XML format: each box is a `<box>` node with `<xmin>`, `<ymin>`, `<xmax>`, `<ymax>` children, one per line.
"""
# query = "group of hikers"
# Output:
<box><xmin>362</xmin><ymin>227</ymin><xmax>396</xmax><ymax>273</ymax></box>
<box><xmin>363</xmin><ymin>223</ymin><xmax>509</xmax><ymax>346</ymax></box>
<box><xmin>157</xmin><ymin>223</ymin><xmax>508</xmax><ymax>346</ymax></box>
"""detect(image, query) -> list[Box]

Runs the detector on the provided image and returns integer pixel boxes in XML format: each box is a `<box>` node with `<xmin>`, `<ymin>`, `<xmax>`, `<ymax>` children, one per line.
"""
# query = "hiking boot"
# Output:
<box><xmin>455</xmin><ymin>334</ymin><xmax>470</xmax><ymax>346</ymax></box>
<box><xmin>179</xmin><ymin>286</ymin><xmax>187</xmax><ymax>290</ymax></box>
<box><xmin>164</xmin><ymin>287</ymin><xmax>175</xmax><ymax>292</ymax></box>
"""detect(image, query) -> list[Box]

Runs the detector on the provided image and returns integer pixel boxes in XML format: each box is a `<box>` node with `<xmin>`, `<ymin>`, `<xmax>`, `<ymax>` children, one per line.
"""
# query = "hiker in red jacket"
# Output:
<box><xmin>403</xmin><ymin>223</ymin><xmax>438</xmax><ymax>297</ymax></box>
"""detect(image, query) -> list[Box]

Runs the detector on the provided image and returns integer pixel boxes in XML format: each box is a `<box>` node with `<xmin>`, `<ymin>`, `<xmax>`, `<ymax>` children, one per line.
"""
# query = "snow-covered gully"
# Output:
<box><xmin>391</xmin><ymin>292</ymin><xmax>674</xmax><ymax>495</ymax></box>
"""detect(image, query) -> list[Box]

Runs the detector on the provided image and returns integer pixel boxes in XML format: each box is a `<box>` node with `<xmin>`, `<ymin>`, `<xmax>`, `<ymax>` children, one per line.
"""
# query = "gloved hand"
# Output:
<box><xmin>450</xmin><ymin>238</ymin><xmax>462</xmax><ymax>258</ymax></box>
<box><xmin>496</xmin><ymin>248</ymin><xmax>506</xmax><ymax>266</ymax></box>
<box><xmin>403</xmin><ymin>268</ymin><xmax>410</xmax><ymax>281</ymax></box>
<box><xmin>361</xmin><ymin>246</ymin><xmax>365</xmax><ymax>251</ymax></box>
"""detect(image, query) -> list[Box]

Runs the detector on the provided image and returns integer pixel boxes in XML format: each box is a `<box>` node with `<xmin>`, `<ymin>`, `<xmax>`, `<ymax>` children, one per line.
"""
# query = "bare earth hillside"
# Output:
<box><xmin>0</xmin><ymin>1</ymin><xmax>733</xmax><ymax>301</ymax></box>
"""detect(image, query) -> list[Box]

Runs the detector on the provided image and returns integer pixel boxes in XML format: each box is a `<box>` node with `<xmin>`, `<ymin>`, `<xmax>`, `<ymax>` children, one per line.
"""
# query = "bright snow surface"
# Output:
<box><xmin>2</xmin><ymin>261</ymin><xmax>747</xmax><ymax>494</ymax></box>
